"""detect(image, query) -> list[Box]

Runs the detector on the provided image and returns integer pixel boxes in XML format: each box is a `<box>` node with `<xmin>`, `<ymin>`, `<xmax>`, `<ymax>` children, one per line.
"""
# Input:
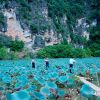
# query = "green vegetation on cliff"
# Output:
<box><xmin>87</xmin><ymin>0</ymin><xmax>100</xmax><ymax>56</ymax></box>
<box><xmin>0</xmin><ymin>34</ymin><xmax>24</xmax><ymax>51</ymax></box>
<box><xmin>0</xmin><ymin>0</ymin><xmax>99</xmax><ymax>58</ymax></box>
<box><xmin>0</xmin><ymin>12</ymin><xmax>4</xmax><ymax>25</ymax></box>
<box><xmin>0</xmin><ymin>34</ymin><xmax>24</xmax><ymax>59</ymax></box>
<box><xmin>37</xmin><ymin>44</ymin><xmax>91</xmax><ymax>58</ymax></box>
<box><xmin>88</xmin><ymin>26</ymin><xmax>100</xmax><ymax>56</ymax></box>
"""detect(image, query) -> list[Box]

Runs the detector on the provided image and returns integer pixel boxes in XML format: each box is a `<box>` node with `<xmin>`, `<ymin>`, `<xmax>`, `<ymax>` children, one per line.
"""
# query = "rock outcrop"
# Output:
<box><xmin>0</xmin><ymin>0</ymin><xmax>95</xmax><ymax>50</ymax></box>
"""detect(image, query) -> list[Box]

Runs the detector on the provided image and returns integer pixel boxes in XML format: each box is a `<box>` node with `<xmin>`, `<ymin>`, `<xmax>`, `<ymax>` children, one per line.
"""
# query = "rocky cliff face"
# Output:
<box><xmin>0</xmin><ymin>0</ymin><xmax>97</xmax><ymax>49</ymax></box>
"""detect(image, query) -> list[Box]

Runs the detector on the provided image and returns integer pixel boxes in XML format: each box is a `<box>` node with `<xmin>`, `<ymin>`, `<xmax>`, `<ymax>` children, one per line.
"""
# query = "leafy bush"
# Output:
<box><xmin>72</xmin><ymin>48</ymin><xmax>92</xmax><ymax>58</ymax></box>
<box><xmin>22</xmin><ymin>48</ymin><xmax>35</xmax><ymax>59</ymax></box>
<box><xmin>0</xmin><ymin>12</ymin><xmax>4</xmax><ymax>25</ymax></box>
<box><xmin>47</xmin><ymin>0</ymin><xmax>84</xmax><ymax>31</ymax></box>
<box><xmin>11</xmin><ymin>40</ymin><xmax>24</xmax><ymax>51</ymax></box>
<box><xmin>70</xmin><ymin>33</ymin><xmax>87</xmax><ymax>45</ymax></box>
<box><xmin>0</xmin><ymin>48</ymin><xmax>8</xmax><ymax>60</ymax></box>
<box><xmin>94</xmin><ymin>50</ymin><xmax>100</xmax><ymax>57</ymax></box>
<box><xmin>36</xmin><ymin>44</ymin><xmax>91</xmax><ymax>58</ymax></box>
<box><xmin>9</xmin><ymin>52</ymin><xmax>18</xmax><ymax>60</ymax></box>
<box><xmin>88</xmin><ymin>26</ymin><xmax>100</xmax><ymax>56</ymax></box>
<box><xmin>18</xmin><ymin>7</ymin><xmax>32</xmax><ymax>20</ymax></box>
<box><xmin>0</xmin><ymin>48</ymin><xmax>19</xmax><ymax>60</ymax></box>
<box><xmin>0</xmin><ymin>34</ymin><xmax>24</xmax><ymax>51</ymax></box>
<box><xmin>16</xmin><ymin>0</ymin><xmax>31</xmax><ymax>9</ymax></box>
<box><xmin>30</xmin><ymin>24</ymin><xmax>38</xmax><ymax>33</ymax></box>
<box><xmin>87</xmin><ymin>1</ymin><xmax>100</xmax><ymax>57</ymax></box>
<box><xmin>0</xmin><ymin>34</ymin><xmax>13</xmax><ymax>48</ymax></box>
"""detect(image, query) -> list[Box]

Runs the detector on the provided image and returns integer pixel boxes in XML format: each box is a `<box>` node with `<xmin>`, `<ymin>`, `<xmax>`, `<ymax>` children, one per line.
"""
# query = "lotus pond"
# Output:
<box><xmin>0</xmin><ymin>58</ymin><xmax>100</xmax><ymax>100</ymax></box>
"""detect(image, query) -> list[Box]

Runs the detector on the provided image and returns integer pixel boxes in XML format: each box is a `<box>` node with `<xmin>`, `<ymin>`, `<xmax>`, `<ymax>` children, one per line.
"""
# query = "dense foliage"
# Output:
<box><xmin>0</xmin><ymin>34</ymin><xmax>12</xmax><ymax>48</ymax></box>
<box><xmin>0</xmin><ymin>34</ymin><xmax>25</xmax><ymax>59</ymax></box>
<box><xmin>87</xmin><ymin>0</ymin><xmax>100</xmax><ymax>56</ymax></box>
<box><xmin>0</xmin><ymin>34</ymin><xmax>24</xmax><ymax>51</ymax></box>
<box><xmin>0</xmin><ymin>48</ymin><xmax>18</xmax><ymax>60</ymax></box>
<box><xmin>11</xmin><ymin>40</ymin><xmax>24</xmax><ymax>51</ymax></box>
<box><xmin>70</xmin><ymin>33</ymin><xmax>87</xmax><ymax>45</ymax></box>
<box><xmin>47</xmin><ymin>0</ymin><xmax>84</xmax><ymax>20</ymax></box>
<box><xmin>0</xmin><ymin>48</ymin><xmax>8</xmax><ymax>60</ymax></box>
<box><xmin>88</xmin><ymin>26</ymin><xmax>100</xmax><ymax>56</ymax></box>
<box><xmin>88</xmin><ymin>0</ymin><xmax>100</xmax><ymax>26</ymax></box>
<box><xmin>30</xmin><ymin>24</ymin><xmax>38</xmax><ymax>34</ymax></box>
<box><xmin>0</xmin><ymin>0</ymin><xmax>99</xmax><ymax>58</ymax></box>
<box><xmin>36</xmin><ymin>44</ymin><xmax>91</xmax><ymax>58</ymax></box>
<box><xmin>47</xmin><ymin>0</ymin><xmax>85</xmax><ymax>38</ymax></box>
<box><xmin>0</xmin><ymin>12</ymin><xmax>4</xmax><ymax>25</ymax></box>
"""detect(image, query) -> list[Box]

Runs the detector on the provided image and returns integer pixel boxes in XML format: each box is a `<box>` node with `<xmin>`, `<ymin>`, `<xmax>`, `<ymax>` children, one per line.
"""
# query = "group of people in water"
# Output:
<box><xmin>31</xmin><ymin>58</ymin><xmax>76</xmax><ymax>73</ymax></box>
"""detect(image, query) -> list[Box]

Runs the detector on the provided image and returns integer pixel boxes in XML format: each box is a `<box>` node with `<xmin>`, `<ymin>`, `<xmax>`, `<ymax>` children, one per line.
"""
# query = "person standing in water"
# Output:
<box><xmin>69</xmin><ymin>58</ymin><xmax>76</xmax><ymax>73</ymax></box>
<box><xmin>45</xmin><ymin>58</ymin><xmax>49</xmax><ymax>69</ymax></box>
<box><xmin>31</xmin><ymin>59</ymin><xmax>35</xmax><ymax>68</ymax></box>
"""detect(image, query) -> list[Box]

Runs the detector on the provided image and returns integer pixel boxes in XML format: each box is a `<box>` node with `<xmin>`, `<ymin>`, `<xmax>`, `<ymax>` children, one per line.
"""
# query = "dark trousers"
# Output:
<box><xmin>46</xmin><ymin>62</ymin><xmax>49</xmax><ymax>69</ymax></box>
<box><xmin>69</xmin><ymin>64</ymin><xmax>73</xmax><ymax>73</ymax></box>
<box><xmin>32</xmin><ymin>62</ymin><xmax>35</xmax><ymax>68</ymax></box>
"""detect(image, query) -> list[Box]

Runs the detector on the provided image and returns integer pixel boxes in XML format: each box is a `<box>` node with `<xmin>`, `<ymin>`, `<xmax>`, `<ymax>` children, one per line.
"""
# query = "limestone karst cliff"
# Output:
<box><xmin>0</xmin><ymin>0</ymin><xmax>99</xmax><ymax>50</ymax></box>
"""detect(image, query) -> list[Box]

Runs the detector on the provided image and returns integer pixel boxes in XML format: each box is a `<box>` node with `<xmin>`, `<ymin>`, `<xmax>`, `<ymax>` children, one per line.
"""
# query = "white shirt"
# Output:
<box><xmin>69</xmin><ymin>58</ymin><xmax>76</xmax><ymax>64</ymax></box>
<box><xmin>31</xmin><ymin>60</ymin><xmax>35</xmax><ymax>63</ymax></box>
<box><xmin>45</xmin><ymin>59</ymin><xmax>49</xmax><ymax>62</ymax></box>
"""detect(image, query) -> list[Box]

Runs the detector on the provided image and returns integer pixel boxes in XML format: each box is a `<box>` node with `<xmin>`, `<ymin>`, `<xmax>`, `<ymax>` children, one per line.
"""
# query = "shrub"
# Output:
<box><xmin>0</xmin><ymin>48</ymin><xmax>8</xmax><ymax>60</ymax></box>
<box><xmin>30</xmin><ymin>24</ymin><xmax>38</xmax><ymax>33</ymax></box>
<box><xmin>9</xmin><ymin>52</ymin><xmax>18</xmax><ymax>60</ymax></box>
<box><xmin>16</xmin><ymin>0</ymin><xmax>31</xmax><ymax>9</ymax></box>
<box><xmin>0</xmin><ymin>12</ymin><xmax>4</xmax><ymax>25</ymax></box>
<box><xmin>36</xmin><ymin>44</ymin><xmax>91</xmax><ymax>58</ymax></box>
<box><xmin>18</xmin><ymin>7</ymin><xmax>32</xmax><ymax>20</ymax></box>
<box><xmin>45</xmin><ymin>44</ymin><xmax>73</xmax><ymax>58</ymax></box>
<box><xmin>36</xmin><ymin>49</ymin><xmax>51</xmax><ymax>58</ymax></box>
<box><xmin>11</xmin><ymin>40</ymin><xmax>24</xmax><ymax>51</ymax></box>
<box><xmin>0</xmin><ymin>34</ymin><xmax>13</xmax><ymax>48</ymax></box>
<box><xmin>72</xmin><ymin>48</ymin><xmax>92</xmax><ymax>58</ymax></box>
<box><xmin>94</xmin><ymin>50</ymin><xmax>100</xmax><ymax>57</ymax></box>
<box><xmin>22</xmin><ymin>48</ymin><xmax>35</xmax><ymax>59</ymax></box>
<box><xmin>88</xmin><ymin>26</ymin><xmax>100</xmax><ymax>56</ymax></box>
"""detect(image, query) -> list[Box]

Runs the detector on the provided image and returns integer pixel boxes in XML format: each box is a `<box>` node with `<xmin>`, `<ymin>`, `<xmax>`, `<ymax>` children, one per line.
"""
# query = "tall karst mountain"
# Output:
<box><xmin>0</xmin><ymin>0</ymin><xmax>99</xmax><ymax>49</ymax></box>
